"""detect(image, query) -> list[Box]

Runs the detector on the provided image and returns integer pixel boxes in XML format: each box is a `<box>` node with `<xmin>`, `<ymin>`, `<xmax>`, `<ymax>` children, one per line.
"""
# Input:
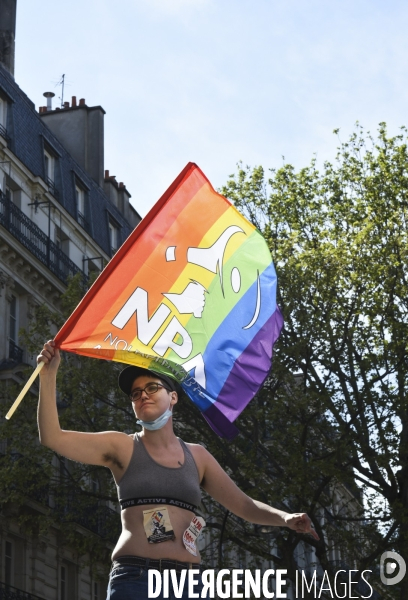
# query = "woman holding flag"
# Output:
<box><xmin>37</xmin><ymin>340</ymin><xmax>319</xmax><ymax>600</ymax></box>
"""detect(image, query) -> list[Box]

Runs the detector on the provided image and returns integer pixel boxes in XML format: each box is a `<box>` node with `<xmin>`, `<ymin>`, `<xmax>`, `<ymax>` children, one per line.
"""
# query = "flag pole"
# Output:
<box><xmin>5</xmin><ymin>361</ymin><xmax>44</xmax><ymax>420</ymax></box>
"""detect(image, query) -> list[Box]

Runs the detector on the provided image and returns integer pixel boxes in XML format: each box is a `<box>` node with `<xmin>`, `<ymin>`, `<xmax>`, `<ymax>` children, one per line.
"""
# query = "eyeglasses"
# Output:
<box><xmin>129</xmin><ymin>382</ymin><xmax>171</xmax><ymax>402</ymax></box>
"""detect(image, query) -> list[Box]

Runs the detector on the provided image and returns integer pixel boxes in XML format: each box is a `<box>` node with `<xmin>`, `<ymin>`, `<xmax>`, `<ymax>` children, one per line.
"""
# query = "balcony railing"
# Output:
<box><xmin>55</xmin><ymin>491</ymin><xmax>120</xmax><ymax>543</ymax></box>
<box><xmin>7</xmin><ymin>454</ymin><xmax>120</xmax><ymax>543</ymax></box>
<box><xmin>0</xmin><ymin>192</ymin><xmax>85</xmax><ymax>285</ymax></box>
<box><xmin>77</xmin><ymin>210</ymin><xmax>90</xmax><ymax>232</ymax></box>
<box><xmin>45</xmin><ymin>177</ymin><xmax>60</xmax><ymax>200</ymax></box>
<box><xmin>8</xmin><ymin>340</ymin><xmax>23</xmax><ymax>363</ymax></box>
<box><xmin>0</xmin><ymin>581</ymin><xmax>45</xmax><ymax>600</ymax></box>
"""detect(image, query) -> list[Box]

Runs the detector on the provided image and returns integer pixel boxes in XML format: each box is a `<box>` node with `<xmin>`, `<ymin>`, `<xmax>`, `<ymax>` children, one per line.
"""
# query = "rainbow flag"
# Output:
<box><xmin>54</xmin><ymin>163</ymin><xmax>283</xmax><ymax>439</ymax></box>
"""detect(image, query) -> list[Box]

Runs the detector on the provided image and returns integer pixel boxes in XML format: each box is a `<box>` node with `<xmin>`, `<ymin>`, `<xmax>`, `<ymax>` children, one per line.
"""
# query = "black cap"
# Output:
<box><xmin>118</xmin><ymin>365</ymin><xmax>181</xmax><ymax>397</ymax></box>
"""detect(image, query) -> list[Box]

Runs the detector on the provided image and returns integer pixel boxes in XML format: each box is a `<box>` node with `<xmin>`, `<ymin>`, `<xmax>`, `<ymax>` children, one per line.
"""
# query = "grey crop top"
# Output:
<box><xmin>117</xmin><ymin>433</ymin><xmax>202</xmax><ymax>513</ymax></box>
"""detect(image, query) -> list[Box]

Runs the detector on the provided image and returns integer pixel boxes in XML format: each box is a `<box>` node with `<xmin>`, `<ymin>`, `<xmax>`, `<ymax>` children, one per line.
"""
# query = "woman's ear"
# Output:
<box><xmin>170</xmin><ymin>391</ymin><xmax>178</xmax><ymax>406</ymax></box>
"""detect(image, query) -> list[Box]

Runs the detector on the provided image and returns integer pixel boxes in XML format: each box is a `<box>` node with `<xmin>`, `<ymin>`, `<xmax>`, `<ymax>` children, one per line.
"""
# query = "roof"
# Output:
<box><xmin>0</xmin><ymin>65</ymin><xmax>137</xmax><ymax>255</ymax></box>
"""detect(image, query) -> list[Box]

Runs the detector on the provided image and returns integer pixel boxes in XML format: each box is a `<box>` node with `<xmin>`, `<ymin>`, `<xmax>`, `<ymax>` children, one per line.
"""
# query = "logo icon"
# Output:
<box><xmin>380</xmin><ymin>551</ymin><xmax>406</xmax><ymax>585</ymax></box>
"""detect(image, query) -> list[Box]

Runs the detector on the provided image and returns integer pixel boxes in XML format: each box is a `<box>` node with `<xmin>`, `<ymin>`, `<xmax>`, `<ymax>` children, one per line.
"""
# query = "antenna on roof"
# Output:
<box><xmin>54</xmin><ymin>74</ymin><xmax>65</xmax><ymax>108</ymax></box>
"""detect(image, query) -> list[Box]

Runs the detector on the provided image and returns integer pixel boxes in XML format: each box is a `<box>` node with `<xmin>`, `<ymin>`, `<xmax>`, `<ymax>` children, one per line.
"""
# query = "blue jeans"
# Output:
<box><xmin>107</xmin><ymin>563</ymin><xmax>206</xmax><ymax>599</ymax></box>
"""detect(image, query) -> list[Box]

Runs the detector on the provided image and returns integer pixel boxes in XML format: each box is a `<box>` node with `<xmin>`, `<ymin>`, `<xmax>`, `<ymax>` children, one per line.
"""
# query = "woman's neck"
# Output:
<box><xmin>140</xmin><ymin>419</ymin><xmax>178</xmax><ymax>448</ymax></box>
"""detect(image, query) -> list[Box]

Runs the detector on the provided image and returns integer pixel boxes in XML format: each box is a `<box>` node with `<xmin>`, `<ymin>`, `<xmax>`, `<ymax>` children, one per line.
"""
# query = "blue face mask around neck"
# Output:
<box><xmin>136</xmin><ymin>407</ymin><xmax>173</xmax><ymax>431</ymax></box>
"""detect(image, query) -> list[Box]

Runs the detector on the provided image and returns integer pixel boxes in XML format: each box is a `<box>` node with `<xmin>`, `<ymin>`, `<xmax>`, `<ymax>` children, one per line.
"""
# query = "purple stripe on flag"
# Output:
<box><xmin>201</xmin><ymin>405</ymin><xmax>240</xmax><ymax>440</ymax></box>
<box><xmin>212</xmin><ymin>306</ymin><xmax>284</xmax><ymax>422</ymax></box>
<box><xmin>202</xmin><ymin>262</ymin><xmax>278</xmax><ymax>399</ymax></box>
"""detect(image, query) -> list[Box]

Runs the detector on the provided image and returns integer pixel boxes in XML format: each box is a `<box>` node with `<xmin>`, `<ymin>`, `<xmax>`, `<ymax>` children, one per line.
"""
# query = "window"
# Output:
<box><xmin>90</xmin><ymin>472</ymin><xmax>99</xmax><ymax>494</ymax></box>
<box><xmin>76</xmin><ymin>185</ymin><xmax>84</xmax><ymax>215</ymax></box>
<box><xmin>0</xmin><ymin>93</ymin><xmax>10</xmax><ymax>143</ymax></box>
<box><xmin>43</xmin><ymin>141</ymin><xmax>60</xmax><ymax>199</ymax></box>
<box><xmin>60</xmin><ymin>565</ymin><xmax>66</xmax><ymax>600</ymax></box>
<box><xmin>3</xmin><ymin>538</ymin><xmax>24</xmax><ymax>589</ymax></box>
<box><xmin>9</xmin><ymin>295</ymin><xmax>18</xmax><ymax>343</ymax></box>
<box><xmin>5</xmin><ymin>540</ymin><xmax>12</xmax><ymax>586</ymax></box>
<box><xmin>60</xmin><ymin>562</ymin><xmax>76</xmax><ymax>600</ymax></box>
<box><xmin>4</xmin><ymin>178</ymin><xmax>22</xmax><ymax>209</ymax></box>
<box><xmin>0</xmin><ymin>96</ymin><xmax>7</xmax><ymax>129</ymax></box>
<box><xmin>55</xmin><ymin>226</ymin><xmax>70</xmax><ymax>256</ymax></box>
<box><xmin>87</xmin><ymin>256</ymin><xmax>103</xmax><ymax>277</ymax></box>
<box><xmin>5</xmin><ymin>185</ymin><xmax>13</xmax><ymax>204</ymax></box>
<box><xmin>109</xmin><ymin>221</ymin><xmax>118</xmax><ymax>254</ymax></box>
<box><xmin>54</xmin><ymin>226</ymin><xmax>71</xmax><ymax>282</ymax></box>
<box><xmin>44</xmin><ymin>149</ymin><xmax>55</xmax><ymax>183</ymax></box>
<box><xmin>76</xmin><ymin>184</ymin><xmax>89</xmax><ymax>230</ymax></box>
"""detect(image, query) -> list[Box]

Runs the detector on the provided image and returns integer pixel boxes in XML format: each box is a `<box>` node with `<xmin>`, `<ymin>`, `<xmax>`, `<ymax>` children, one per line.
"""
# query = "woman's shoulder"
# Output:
<box><xmin>182</xmin><ymin>441</ymin><xmax>211</xmax><ymax>463</ymax></box>
<box><xmin>181</xmin><ymin>440</ymin><xmax>207</xmax><ymax>451</ymax></box>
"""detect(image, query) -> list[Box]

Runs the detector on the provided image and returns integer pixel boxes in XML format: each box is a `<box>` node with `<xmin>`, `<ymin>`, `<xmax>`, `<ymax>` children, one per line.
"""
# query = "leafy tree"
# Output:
<box><xmin>220</xmin><ymin>123</ymin><xmax>408</xmax><ymax>599</ymax></box>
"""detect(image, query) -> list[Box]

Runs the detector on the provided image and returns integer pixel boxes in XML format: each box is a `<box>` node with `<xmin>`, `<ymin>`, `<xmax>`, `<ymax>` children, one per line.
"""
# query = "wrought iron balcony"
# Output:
<box><xmin>55</xmin><ymin>491</ymin><xmax>120</xmax><ymax>543</ymax></box>
<box><xmin>0</xmin><ymin>581</ymin><xmax>45</xmax><ymax>600</ymax></box>
<box><xmin>45</xmin><ymin>176</ymin><xmax>60</xmax><ymax>200</ymax></box>
<box><xmin>0</xmin><ymin>192</ymin><xmax>85</xmax><ymax>285</ymax></box>
<box><xmin>6</xmin><ymin>455</ymin><xmax>120</xmax><ymax>542</ymax></box>
<box><xmin>77</xmin><ymin>210</ymin><xmax>90</xmax><ymax>232</ymax></box>
<box><xmin>8</xmin><ymin>340</ymin><xmax>23</xmax><ymax>364</ymax></box>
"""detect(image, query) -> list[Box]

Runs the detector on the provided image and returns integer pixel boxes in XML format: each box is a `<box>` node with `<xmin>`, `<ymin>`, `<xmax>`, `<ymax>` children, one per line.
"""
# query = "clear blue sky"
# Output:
<box><xmin>15</xmin><ymin>0</ymin><xmax>408</xmax><ymax>216</ymax></box>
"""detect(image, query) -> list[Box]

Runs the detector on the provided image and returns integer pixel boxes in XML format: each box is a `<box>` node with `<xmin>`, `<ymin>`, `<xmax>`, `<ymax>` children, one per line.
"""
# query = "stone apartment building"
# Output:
<box><xmin>0</xmin><ymin>1</ymin><xmax>141</xmax><ymax>598</ymax></box>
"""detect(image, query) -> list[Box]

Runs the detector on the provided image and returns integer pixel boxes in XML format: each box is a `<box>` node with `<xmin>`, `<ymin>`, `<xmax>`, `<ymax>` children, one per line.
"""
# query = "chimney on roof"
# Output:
<box><xmin>40</xmin><ymin>96</ymin><xmax>106</xmax><ymax>188</ymax></box>
<box><xmin>0</xmin><ymin>0</ymin><xmax>17</xmax><ymax>77</ymax></box>
<box><xmin>43</xmin><ymin>91</ymin><xmax>55</xmax><ymax>111</ymax></box>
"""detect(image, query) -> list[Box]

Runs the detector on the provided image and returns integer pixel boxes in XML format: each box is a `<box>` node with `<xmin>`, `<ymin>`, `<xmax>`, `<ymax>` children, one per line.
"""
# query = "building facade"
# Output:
<box><xmin>0</xmin><ymin>2</ymin><xmax>141</xmax><ymax>597</ymax></box>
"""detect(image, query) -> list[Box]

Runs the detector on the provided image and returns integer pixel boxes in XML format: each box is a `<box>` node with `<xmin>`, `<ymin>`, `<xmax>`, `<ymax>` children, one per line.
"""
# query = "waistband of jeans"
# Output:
<box><xmin>111</xmin><ymin>555</ymin><xmax>199</xmax><ymax>575</ymax></box>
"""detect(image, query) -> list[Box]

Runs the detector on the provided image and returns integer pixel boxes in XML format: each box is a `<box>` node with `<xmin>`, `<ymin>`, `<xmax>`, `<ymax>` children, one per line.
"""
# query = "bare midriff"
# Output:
<box><xmin>111</xmin><ymin>504</ymin><xmax>201</xmax><ymax>563</ymax></box>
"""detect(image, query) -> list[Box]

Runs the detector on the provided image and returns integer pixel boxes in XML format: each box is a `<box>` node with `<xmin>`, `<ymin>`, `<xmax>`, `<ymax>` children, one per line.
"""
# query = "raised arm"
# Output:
<box><xmin>37</xmin><ymin>341</ymin><xmax>131</xmax><ymax>469</ymax></box>
<box><xmin>192</xmin><ymin>444</ymin><xmax>319</xmax><ymax>540</ymax></box>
